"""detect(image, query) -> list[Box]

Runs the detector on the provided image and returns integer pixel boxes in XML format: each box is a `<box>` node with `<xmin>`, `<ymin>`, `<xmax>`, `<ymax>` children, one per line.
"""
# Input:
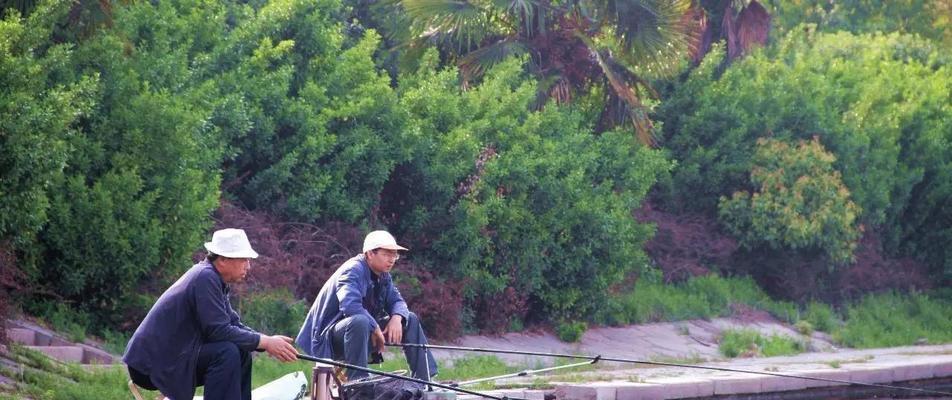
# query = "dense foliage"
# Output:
<box><xmin>0</xmin><ymin>3</ymin><xmax>95</xmax><ymax>256</ymax></box>
<box><xmin>772</xmin><ymin>0</ymin><xmax>952</xmax><ymax>46</ymax></box>
<box><xmin>2</xmin><ymin>0</ymin><xmax>668</xmax><ymax>332</ymax></box>
<box><xmin>381</xmin><ymin>56</ymin><xmax>671</xmax><ymax>328</ymax></box>
<box><xmin>658</xmin><ymin>29</ymin><xmax>952</xmax><ymax>281</ymax></box>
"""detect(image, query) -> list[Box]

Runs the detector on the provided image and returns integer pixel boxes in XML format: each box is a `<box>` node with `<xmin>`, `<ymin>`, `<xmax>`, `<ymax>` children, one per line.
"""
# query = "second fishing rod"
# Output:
<box><xmin>386</xmin><ymin>342</ymin><xmax>952</xmax><ymax>397</ymax></box>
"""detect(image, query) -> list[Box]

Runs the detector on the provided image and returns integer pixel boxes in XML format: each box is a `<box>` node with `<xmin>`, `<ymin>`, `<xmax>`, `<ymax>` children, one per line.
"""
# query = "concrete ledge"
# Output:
<box><xmin>613</xmin><ymin>382</ymin><xmax>668</xmax><ymax>400</ymax></box>
<box><xmin>642</xmin><ymin>376</ymin><xmax>714</xmax><ymax>398</ymax></box>
<box><xmin>80</xmin><ymin>345</ymin><xmax>116</xmax><ymax>364</ymax></box>
<box><xmin>26</xmin><ymin>345</ymin><xmax>84</xmax><ymax>363</ymax></box>
<box><xmin>760</xmin><ymin>375</ymin><xmax>808</xmax><ymax>392</ymax></box>
<box><xmin>795</xmin><ymin>368</ymin><xmax>852</xmax><ymax>388</ymax></box>
<box><xmin>711</xmin><ymin>374</ymin><xmax>762</xmax><ymax>395</ymax></box>
<box><xmin>555</xmin><ymin>381</ymin><xmax>664</xmax><ymax>400</ymax></box>
<box><xmin>555</xmin><ymin>381</ymin><xmax>629</xmax><ymax>400</ymax></box>
<box><xmin>7</xmin><ymin>328</ymin><xmax>36</xmax><ymax>346</ymax></box>
<box><xmin>933</xmin><ymin>360</ymin><xmax>952</xmax><ymax>378</ymax></box>
<box><xmin>521</xmin><ymin>390</ymin><xmax>549</xmax><ymax>400</ymax></box>
<box><xmin>885</xmin><ymin>362</ymin><xmax>935</xmax><ymax>381</ymax></box>
<box><xmin>847</xmin><ymin>365</ymin><xmax>894</xmax><ymax>384</ymax></box>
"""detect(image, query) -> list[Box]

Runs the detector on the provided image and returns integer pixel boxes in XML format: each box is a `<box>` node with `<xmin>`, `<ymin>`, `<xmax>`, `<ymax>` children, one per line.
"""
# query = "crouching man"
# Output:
<box><xmin>124</xmin><ymin>228</ymin><xmax>298</xmax><ymax>400</ymax></box>
<box><xmin>296</xmin><ymin>230</ymin><xmax>437</xmax><ymax>381</ymax></box>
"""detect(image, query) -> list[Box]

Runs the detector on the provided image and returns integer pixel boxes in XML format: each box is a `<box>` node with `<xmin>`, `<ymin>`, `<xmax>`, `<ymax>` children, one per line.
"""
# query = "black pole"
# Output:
<box><xmin>388</xmin><ymin>343</ymin><xmax>952</xmax><ymax>397</ymax></box>
<box><xmin>295</xmin><ymin>353</ymin><xmax>528</xmax><ymax>400</ymax></box>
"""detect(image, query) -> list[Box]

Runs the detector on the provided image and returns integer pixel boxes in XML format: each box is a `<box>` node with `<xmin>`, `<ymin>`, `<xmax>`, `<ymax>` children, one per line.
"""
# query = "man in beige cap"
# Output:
<box><xmin>124</xmin><ymin>228</ymin><xmax>298</xmax><ymax>400</ymax></box>
<box><xmin>296</xmin><ymin>230</ymin><xmax>437</xmax><ymax>381</ymax></box>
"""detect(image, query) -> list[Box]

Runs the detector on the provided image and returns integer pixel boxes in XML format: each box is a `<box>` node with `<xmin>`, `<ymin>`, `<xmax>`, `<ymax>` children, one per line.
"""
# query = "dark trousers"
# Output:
<box><xmin>128</xmin><ymin>342</ymin><xmax>252</xmax><ymax>400</ymax></box>
<box><xmin>330</xmin><ymin>312</ymin><xmax>438</xmax><ymax>381</ymax></box>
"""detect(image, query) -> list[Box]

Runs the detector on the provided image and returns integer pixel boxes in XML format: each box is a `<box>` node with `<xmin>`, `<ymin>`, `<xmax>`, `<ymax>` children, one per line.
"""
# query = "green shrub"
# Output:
<box><xmin>386</xmin><ymin>56</ymin><xmax>673</xmax><ymax>326</ymax></box>
<box><xmin>237</xmin><ymin>289</ymin><xmax>309</xmax><ymax>337</ymax></box>
<box><xmin>0</xmin><ymin>0</ymin><xmax>95</xmax><ymax>253</ymax></box>
<box><xmin>658</xmin><ymin>30</ymin><xmax>952</xmax><ymax>280</ymax></box>
<box><xmin>555</xmin><ymin>321</ymin><xmax>588</xmax><ymax>343</ymax></box>
<box><xmin>772</xmin><ymin>2</ymin><xmax>952</xmax><ymax>47</ymax></box>
<box><xmin>803</xmin><ymin>301</ymin><xmax>837</xmax><ymax>333</ymax></box>
<box><xmin>205</xmin><ymin>0</ymin><xmax>407</xmax><ymax>224</ymax></box>
<box><xmin>11</xmin><ymin>0</ymin><xmax>225</xmax><ymax>326</ymax></box>
<box><xmin>794</xmin><ymin>320</ymin><xmax>813</xmax><ymax>336</ymax></box>
<box><xmin>719</xmin><ymin>329</ymin><xmax>804</xmax><ymax>358</ymax></box>
<box><xmin>834</xmin><ymin>292</ymin><xmax>952</xmax><ymax>348</ymax></box>
<box><xmin>719</xmin><ymin>138</ymin><xmax>861</xmax><ymax>264</ymax></box>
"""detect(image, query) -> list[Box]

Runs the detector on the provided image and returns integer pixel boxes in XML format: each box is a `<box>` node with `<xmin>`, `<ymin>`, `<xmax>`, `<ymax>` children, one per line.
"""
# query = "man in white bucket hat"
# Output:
<box><xmin>124</xmin><ymin>228</ymin><xmax>298</xmax><ymax>400</ymax></box>
<box><xmin>296</xmin><ymin>230</ymin><xmax>437</xmax><ymax>381</ymax></box>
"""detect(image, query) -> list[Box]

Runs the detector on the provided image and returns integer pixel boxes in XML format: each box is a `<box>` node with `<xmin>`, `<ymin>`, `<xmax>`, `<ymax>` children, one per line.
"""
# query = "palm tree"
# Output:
<box><xmin>691</xmin><ymin>0</ymin><xmax>770</xmax><ymax>63</ymax></box>
<box><xmin>394</xmin><ymin>0</ymin><xmax>699</xmax><ymax>145</ymax></box>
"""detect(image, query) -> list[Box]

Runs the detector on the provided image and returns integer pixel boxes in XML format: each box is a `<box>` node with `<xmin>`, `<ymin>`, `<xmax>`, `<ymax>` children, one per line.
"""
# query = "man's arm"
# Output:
<box><xmin>336</xmin><ymin>266</ymin><xmax>379</xmax><ymax>331</ymax></box>
<box><xmin>194</xmin><ymin>273</ymin><xmax>260</xmax><ymax>351</ymax></box>
<box><xmin>194</xmin><ymin>272</ymin><xmax>297</xmax><ymax>361</ymax></box>
<box><xmin>384</xmin><ymin>277</ymin><xmax>410</xmax><ymax>321</ymax></box>
<box><xmin>382</xmin><ymin>277</ymin><xmax>410</xmax><ymax>344</ymax></box>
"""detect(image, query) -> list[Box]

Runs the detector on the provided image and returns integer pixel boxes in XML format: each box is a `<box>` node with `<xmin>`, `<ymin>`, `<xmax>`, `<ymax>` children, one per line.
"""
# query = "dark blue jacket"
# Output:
<box><xmin>123</xmin><ymin>260</ymin><xmax>260</xmax><ymax>400</ymax></box>
<box><xmin>295</xmin><ymin>254</ymin><xmax>409</xmax><ymax>358</ymax></box>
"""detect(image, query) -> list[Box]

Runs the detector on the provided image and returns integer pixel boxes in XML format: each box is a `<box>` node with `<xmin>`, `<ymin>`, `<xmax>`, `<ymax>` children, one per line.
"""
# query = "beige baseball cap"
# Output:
<box><xmin>362</xmin><ymin>230</ymin><xmax>408</xmax><ymax>253</ymax></box>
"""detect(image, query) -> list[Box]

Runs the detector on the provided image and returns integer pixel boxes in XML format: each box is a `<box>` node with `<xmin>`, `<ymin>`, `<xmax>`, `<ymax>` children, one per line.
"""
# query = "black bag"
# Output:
<box><xmin>339</xmin><ymin>374</ymin><xmax>424</xmax><ymax>400</ymax></box>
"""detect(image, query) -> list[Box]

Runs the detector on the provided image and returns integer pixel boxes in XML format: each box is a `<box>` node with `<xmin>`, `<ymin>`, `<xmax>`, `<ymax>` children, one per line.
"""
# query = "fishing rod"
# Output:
<box><xmin>295</xmin><ymin>352</ymin><xmax>528</xmax><ymax>400</ymax></box>
<box><xmin>388</xmin><ymin>343</ymin><xmax>952</xmax><ymax>397</ymax></box>
<box><xmin>454</xmin><ymin>357</ymin><xmax>600</xmax><ymax>387</ymax></box>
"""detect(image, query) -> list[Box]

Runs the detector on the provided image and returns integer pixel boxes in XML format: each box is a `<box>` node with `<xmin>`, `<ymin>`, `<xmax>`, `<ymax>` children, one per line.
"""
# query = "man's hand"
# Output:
<box><xmin>259</xmin><ymin>335</ymin><xmax>297</xmax><ymax>362</ymax></box>
<box><xmin>382</xmin><ymin>314</ymin><xmax>403</xmax><ymax>344</ymax></box>
<box><xmin>371</xmin><ymin>327</ymin><xmax>386</xmax><ymax>353</ymax></box>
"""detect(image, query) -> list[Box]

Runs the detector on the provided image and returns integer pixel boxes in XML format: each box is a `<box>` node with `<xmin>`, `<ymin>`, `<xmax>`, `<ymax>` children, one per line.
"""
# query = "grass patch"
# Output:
<box><xmin>1</xmin><ymin>345</ymin><xmax>129</xmax><ymax>400</ymax></box>
<box><xmin>718</xmin><ymin>329</ymin><xmax>805</xmax><ymax>358</ymax></box>
<box><xmin>99</xmin><ymin>329</ymin><xmax>130</xmax><ymax>356</ymax></box>
<box><xmin>620</xmin><ymin>271</ymin><xmax>800</xmax><ymax>324</ymax></box>
<box><xmin>803</xmin><ymin>301</ymin><xmax>838</xmax><ymax>333</ymax></box>
<box><xmin>833</xmin><ymin>291</ymin><xmax>952</xmax><ymax>348</ymax></box>
<box><xmin>649</xmin><ymin>352</ymin><xmax>707</xmax><ymax>365</ymax></box>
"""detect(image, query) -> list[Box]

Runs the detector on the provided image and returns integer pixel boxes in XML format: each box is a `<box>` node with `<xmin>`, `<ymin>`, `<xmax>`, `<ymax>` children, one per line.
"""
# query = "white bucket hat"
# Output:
<box><xmin>362</xmin><ymin>230</ymin><xmax>408</xmax><ymax>253</ymax></box>
<box><xmin>204</xmin><ymin>228</ymin><xmax>259</xmax><ymax>259</ymax></box>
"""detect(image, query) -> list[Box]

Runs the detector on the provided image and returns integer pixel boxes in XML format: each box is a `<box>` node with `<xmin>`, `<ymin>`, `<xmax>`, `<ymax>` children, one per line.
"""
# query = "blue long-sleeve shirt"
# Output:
<box><xmin>123</xmin><ymin>260</ymin><xmax>260</xmax><ymax>400</ymax></box>
<box><xmin>295</xmin><ymin>254</ymin><xmax>409</xmax><ymax>358</ymax></box>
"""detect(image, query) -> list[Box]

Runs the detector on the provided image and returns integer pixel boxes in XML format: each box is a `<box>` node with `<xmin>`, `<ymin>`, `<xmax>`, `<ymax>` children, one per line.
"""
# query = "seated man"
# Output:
<box><xmin>296</xmin><ymin>230</ymin><xmax>437</xmax><ymax>381</ymax></box>
<box><xmin>123</xmin><ymin>228</ymin><xmax>298</xmax><ymax>400</ymax></box>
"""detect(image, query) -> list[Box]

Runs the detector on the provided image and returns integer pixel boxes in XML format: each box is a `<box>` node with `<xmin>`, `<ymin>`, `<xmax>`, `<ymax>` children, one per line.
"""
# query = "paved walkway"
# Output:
<box><xmin>433</xmin><ymin>318</ymin><xmax>836</xmax><ymax>368</ymax></box>
<box><xmin>455</xmin><ymin>344</ymin><xmax>952</xmax><ymax>399</ymax></box>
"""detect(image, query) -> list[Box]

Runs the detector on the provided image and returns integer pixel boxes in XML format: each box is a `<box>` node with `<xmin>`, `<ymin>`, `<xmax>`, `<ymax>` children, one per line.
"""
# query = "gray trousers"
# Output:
<box><xmin>331</xmin><ymin>312</ymin><xmax>438</xmax><ymax>381</ymax></box>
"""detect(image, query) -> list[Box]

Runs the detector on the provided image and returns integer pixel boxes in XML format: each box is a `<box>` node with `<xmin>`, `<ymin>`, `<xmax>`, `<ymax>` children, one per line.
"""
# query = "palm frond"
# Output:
<box><xmin>401</xmin><ymin>0</ymin><xmax>500</xmax><ymax>52</ymax></box>
<box><xmin>730</xmin><ymin>0</ymin><xmax>752</xmax><ymax>12</ymax></box>
<box><xmin>458</xmin><ymin>37</ymin><xmax>528</xmax><ymax>81</ymax></box>
<box><xmin>685</xmin><ymin>2</ymin><xmax>712</xmax><ymax>64</ymax></box>
<box><xmin>583</xmin><ymin>0</ymin><xmax>697</xmax><ymax>78</ymax></box>
<box><xmin>580</xmin><ymin>33</ymin><xmax>654</xmax><ymax>145</ymax></box>
<box><xmin>722</xmin><ymin>0</ymin><xmax>769</xmax><ymax>60</ymax></box>
<box><xmin>491</xmin><ymin>0</ymin><xmax>540</xmax><ymax>36</ymax></box>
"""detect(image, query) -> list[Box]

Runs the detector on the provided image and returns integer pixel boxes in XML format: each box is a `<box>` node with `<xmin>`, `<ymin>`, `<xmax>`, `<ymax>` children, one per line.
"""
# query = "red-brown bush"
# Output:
<box><xmin>391</xmin><ymin>262</ymin><xmax>464</xmax><ymax>340</ymax></box>
<box><xmin>206</xmin><ymin>201</ymin><xmax>465</xmax><ymax>340</ymax></box>
<box><xmin>740</xmin><ymin>231</ymin><xmax>931</xmax><ymax>304</ymax></box>
<box><xmin>835</xmin><ymin>232</ymin><xmax>931</xmax><ymax>300</ymax></box>
<box><xmin>0</xmin><ymin>240</ymin><xmax>22</xmax><ymax>344</ymax></box>
<box><xmin>473</xmin><ymin>287</ymin><xmax>528</xmax><ymax>335</ymax></box>
<box><xmin>206</xmin><ymin>201</ymin><xmax>364</xmax><ymax>300</ymax></box>
<box><xmin>635</xmin><ymin>202</ymin><xmax>738</xmax><ymax>282</ymax></box>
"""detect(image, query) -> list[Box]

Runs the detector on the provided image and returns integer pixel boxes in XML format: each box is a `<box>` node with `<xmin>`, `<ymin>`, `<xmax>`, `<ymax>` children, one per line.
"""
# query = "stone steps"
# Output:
<box><xmin>4</xmin><ymin>323</ymin><xmax>118</xmax><ymax>366</ymax></box>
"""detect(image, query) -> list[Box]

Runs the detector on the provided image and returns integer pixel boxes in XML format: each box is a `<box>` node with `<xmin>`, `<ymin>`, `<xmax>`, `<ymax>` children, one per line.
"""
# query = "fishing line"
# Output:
<box><xmin>388</xmin><ymin>343</ymin><xmax>952</xmax><ymax>397</ymax></box>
